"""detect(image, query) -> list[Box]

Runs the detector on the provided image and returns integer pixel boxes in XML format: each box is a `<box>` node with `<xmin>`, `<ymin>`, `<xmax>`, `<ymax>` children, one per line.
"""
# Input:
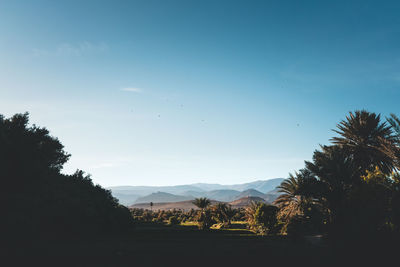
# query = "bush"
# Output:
<box><xmin>196</xmin><ymin>209</ymin><xmax>215</xmax><ymax>230</ymax></box>
<box><xmin>246</xmin><ymin>202</ymin><xmax>279</xmax><ymax>235</ymax></box>
<box><xmin>168</xmin><ymin>216</ymin><xmax>180</xmax><ymax>225</ymax></box>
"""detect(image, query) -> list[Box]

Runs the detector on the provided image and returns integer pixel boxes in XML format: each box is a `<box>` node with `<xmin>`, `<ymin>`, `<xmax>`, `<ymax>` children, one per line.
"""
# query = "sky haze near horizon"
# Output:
<box><xmin>1</xmin><ymin>0</ymin><xmax>400</xmax><ymax>186</ymax></box>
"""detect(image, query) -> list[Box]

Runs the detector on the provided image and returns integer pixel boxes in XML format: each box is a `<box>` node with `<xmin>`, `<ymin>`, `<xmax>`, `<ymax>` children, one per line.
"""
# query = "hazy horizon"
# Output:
<box><xmin>2</xmin><ymin>1</ymin><xmax>400</xmax><ymax>187</ymax></box>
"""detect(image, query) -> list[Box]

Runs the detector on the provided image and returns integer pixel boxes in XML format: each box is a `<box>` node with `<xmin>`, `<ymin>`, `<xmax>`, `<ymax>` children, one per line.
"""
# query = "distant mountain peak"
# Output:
<box><xmin>134</xmin><ymin>191</ymin><xmax>193</xmax><ymax>204</ymax></box>
<box><xmin>109</xmin><ymin>178</ymin><xmax>284</xmax><ymax>206</ymax></box>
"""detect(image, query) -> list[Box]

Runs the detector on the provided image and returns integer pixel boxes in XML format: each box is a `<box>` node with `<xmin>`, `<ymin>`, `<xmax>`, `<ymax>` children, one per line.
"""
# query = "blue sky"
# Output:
<box><xmin>1</xmin><ymin>0</ymin><xmax>400</xmax><ymax>186</ymax></box>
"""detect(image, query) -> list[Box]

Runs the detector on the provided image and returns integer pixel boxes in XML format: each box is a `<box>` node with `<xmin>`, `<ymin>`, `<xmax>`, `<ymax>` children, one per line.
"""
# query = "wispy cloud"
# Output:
<box><xmin>121</xmin><ymin>87</ymin><xmax>142</xmax><ymax>93</ymax></box>
<box><xmin>32</xmin><ymin>41</ymin><xmax>108</xmax><ymax>57</ymax></box>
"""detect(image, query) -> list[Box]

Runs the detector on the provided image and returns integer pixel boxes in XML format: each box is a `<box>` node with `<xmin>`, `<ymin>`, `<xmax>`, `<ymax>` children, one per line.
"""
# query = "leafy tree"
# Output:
<box><xmin>1</xmin><ymin>113</ymin><xmax>133</xmax><ymax>239</ymax></box>
<box><xmin>212</xmin><ymin>203</ymin><xmax>236</xmax><ymax>228</ymax></box>
<box><xmin>390</xmin><ymin>172</ymin><xmax>400</xmax><ymax>232</ymax></box>
<box><xmin>274</xmin><ymin>172</ymin><xmax>305</xmax><ymax>223</ymax></box>
<box><xmin>192</xmin><ymin>198</ymin><xmax>212</xmax><ymax>230</ymax></box>
<box><xmin>196</xmin><ymin>209</ymin><xmax>215</xmax><ymax>230</ymax></box>
<box><xmin>254</xmin><ymin>204</ymin><xmax>279</xmax><ymax>234</ymax></box>
<box><xmin>304</xmin><ymin>145</ymin><xmax>357</xmax><ymax>230</ymax></box>
<box><xmin>245</xmin><ymin>201</ymin><xmax>279</xmax><ymax>234</ymax></box>
<box><xmin>352</xmin><ymin>167</ymin><xmax>394</xmax><ymax>234</ymax></box>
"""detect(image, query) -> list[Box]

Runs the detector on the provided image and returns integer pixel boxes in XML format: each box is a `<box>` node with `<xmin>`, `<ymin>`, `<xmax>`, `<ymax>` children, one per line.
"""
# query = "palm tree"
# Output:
<box><xmin>387</xmin><ymin>113</ymin><xmax>400</xmax><ymax>137</ymax></box>
<box><xmin>224</xmin><ymin>205</ymin><xmax>236</xmax><ymax>226</ymax></box>
<box><xmin>386</xmin><ymin>113</ymin><xmax>400</xmax><ymax>169</ymax></box>
<box><xmin>304</xmin><ymin>145</ymin><xmax>357</xmax><ymax>227</ymax></box>
<box><xmin>212</xmin><ymin>203</ymin><xmax>236</xmax><ymax>227</ymax></box>
<box><xmin>274</xmin><ymin>171</ymin><xmax>309</xmax><ymax>223</ymax></box>
<box><xmin>193</xmin><ymin>198</ymin><xmax>212</xmax><ymax>230</ymax></box>
<box><xmin>331</xmin><ymin>110</ymin><xmax>396</xmax><ymax>174</ymax></box>
<box><xmin>245</xmin><ymin>201</ymin><xmax>262</xmax><ymax>227</ymax></box>
<box><xmin>212</xmin><ymin>203</ymin><xmax>228</xmax><ymax>224</ymax></box>
<box><xmin>192</xmin><ymin>197</ymin><xmax>211</xmax><ymax>211</ymax></box>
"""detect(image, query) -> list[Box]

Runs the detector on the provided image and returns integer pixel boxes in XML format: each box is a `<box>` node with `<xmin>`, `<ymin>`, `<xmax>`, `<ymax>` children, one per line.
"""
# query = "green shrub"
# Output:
<box><xmin>168</xmin><ymin>216</ymin><xmax>180</xmax><ymax>225</ymax></box>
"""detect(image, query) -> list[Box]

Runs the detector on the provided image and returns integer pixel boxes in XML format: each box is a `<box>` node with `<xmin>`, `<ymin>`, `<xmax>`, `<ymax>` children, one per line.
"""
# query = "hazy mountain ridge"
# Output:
<box><xmin>134</xmin><ymin>192</ymin><xmax>193</xmax><ymax>204</ymax></box>
<box><xmin>237</xmin><ymin>189</ymin><xmax>267</xmax><ymax>199</ymax></box>
<box><xmin>109</xmin><ymin>178</ymin><xmax>284</xmax><ymax>205</ymax></box>
<box><xmin>188</xmin><ymin>178</ymin><xmax>284</xmax><ymax>192</ymax></box>
<box><xmin>229</xmin><ymin>196</ymin><xmax>267</xmax><ymax>208</ymax></box>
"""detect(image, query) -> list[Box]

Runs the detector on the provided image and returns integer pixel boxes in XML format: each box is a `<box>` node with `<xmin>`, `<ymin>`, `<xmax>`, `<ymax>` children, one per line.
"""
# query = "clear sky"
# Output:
<box><xmin>1</xmin><ymin>0</ymin><xmax>400</xmax><ymax>186</ymax></box>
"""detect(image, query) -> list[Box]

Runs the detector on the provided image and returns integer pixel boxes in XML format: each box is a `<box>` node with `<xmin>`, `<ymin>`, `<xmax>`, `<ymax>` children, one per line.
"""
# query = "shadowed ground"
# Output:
<box><xmin>6</xmin><ymin>222</ymin><xmax>399</xmax><ymax>267</ymax></box>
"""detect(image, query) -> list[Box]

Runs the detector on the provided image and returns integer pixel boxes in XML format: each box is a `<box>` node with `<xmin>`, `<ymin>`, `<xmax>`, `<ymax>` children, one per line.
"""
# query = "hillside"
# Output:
<box><xmin>236</xmin><ymin>189</ymin><xmax>267</xmax><ymax>199</ymax></box>
<box><xmin>180</xmin><ymin>189</ymin><xmax>241</xmax><ymax>202</ymax></box>
<box><xmin>189</xmin><ymin>178</ymin><xmax>284</xmax><ymax>192</ymax></box>
<box><xmin>229</xmin><ymin>196</ymin><xmax>267</xmax><ymax>208</ymax></box>
<box><xmin>111</xmin><ymin>192</ymin><xmax>141</xmax><ymax>206</ymax></box>
<box><xmin>134</xmin><ymin>192</ymin><xmax>193</xmax><ymax>204</ymax></box>
<box><xmin>205</xmin><ymin>189</ymin><xmax>241</xmax><ymax>201</ymax></box>
<box><xmin>263</xmin><ymin>188</ymin><xmax>282</xmax><ymax>203</ymax></box>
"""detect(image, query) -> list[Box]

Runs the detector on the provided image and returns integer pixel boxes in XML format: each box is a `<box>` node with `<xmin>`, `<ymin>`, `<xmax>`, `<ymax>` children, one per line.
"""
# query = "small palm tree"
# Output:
<box><xmin>193</xmin><ymin>198</ymin><xmax>212</xmax><ymax>230</ymax></box>
<box><xmin>192</xmin><ymin>197</ymin><xmax>211</xmax><ymax>211</ymax></box>
<box><xmin>224</xmin><ymin>205</ymin><xmax>236</xmax><ymax>226</ymax></box>
<box><xmin>212</xmin><ymin>203</ymin><xmax>235</xmax><ymax>227</ymax></box>
<box><xmin>245</xmin><ymin>201</ymin><xmax>262</xmax><ymax>227</ymax></box>
<box><xmin>273</xmin><ymin>173</ymin><xmax>304</xmax><ymax>222</ymax></box>
<box><xmin>212</xmin><ymin>203</ymin><xmax>228</xmax><ymax>223</ymax></box>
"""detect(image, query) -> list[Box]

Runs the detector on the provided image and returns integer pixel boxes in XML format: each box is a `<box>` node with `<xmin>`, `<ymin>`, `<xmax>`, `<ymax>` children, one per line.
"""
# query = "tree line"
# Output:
<box><xmin>130</xmin><ymin>110</ymin><xmax>400</xmax><ymax>241</ymax></box>
<box><xmin>274</xmin><ymin>110</ymin><xmax>400</xmax><ymax>241</ymax></box>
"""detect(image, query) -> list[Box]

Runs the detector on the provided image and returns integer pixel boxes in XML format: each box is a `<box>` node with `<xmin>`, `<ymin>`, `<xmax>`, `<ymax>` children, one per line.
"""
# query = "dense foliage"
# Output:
<box><xmin>274</xmin><ymin>110</ymin><xmax>400</xmax><ymax>241</ymax></box>
<box><xmin>2</xmin><ymin>113</ymin><xmax>133</xmax><ymax>239</ymax></box>
<box><xmin>130</xmin><ymin>205</ymin><xmax>248</xmax><ymax>230</ymax></box>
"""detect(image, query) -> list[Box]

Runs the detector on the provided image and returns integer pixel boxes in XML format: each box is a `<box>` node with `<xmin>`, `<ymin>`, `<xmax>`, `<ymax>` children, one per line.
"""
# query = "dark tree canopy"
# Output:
<box><xmin>276</xmin><ymin>110</ymin><xmax>400</xmax><ymax>240</ymax></box>
<box><xmin>331</xmin><ymin>110</ymin><xmax>396</xmax><ymax>174</ymax></box>
<box><xmin>2</xmin><ymin>113</ymin><xmax>133</xmax><ymax>239</ymax></box>
<box><xmin>0</xmin><ymin>113</ymin><xmax>70</xmax><ymax>176</ymax></box>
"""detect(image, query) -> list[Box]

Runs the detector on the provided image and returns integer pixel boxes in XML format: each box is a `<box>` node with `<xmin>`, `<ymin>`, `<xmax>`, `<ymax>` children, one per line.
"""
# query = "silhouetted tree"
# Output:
<box><xmin>331</xmin><ymin>110</ymin><xmax>396</xmax><ymax>175</ymax></box>
<box><xmin>192</xmin><ymin>198</ymin><xmax>212</xmax><ymax>230</ymax></box>
<box><xmin>192</xmin><ymin>197</ymin><xmax>211</xmax><ymax>210</ymax></box>
<box><xmin>1</xmin><ymin>112</ymin><xmax>133</xmax><ymax>240</ymax></box>
<box><xmin>278</xmin><ymin>111</ymin><xmax>400</xmax><ymax>239</ymax></box>
<box><xmin>212</xmin><ymin>203</ymin><xmax>236</xmax><ymax>228</ymax></box>
<box><xmin>386</xmin><ymin>113</ymin><xmax>400</xmax><ymax>169</ymax></box>
<box><xmin>245</xmin><ymin>201</ymin><xmax>279</xmax><ymax>235</ymax></box>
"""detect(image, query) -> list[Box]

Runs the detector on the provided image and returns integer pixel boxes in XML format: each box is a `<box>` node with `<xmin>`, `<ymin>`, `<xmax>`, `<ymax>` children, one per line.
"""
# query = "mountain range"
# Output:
<box><xmin>109</xmin><ymin>178</ymin><xmax>284</xmax><ymax>206</ymax></box>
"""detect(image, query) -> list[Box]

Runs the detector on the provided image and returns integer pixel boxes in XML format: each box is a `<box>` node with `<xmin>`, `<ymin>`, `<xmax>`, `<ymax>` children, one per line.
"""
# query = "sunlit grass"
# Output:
<box><xmin>180</xmin><ymin>221</ymin><xmax>198</xmax><ymax>226</ymax></box>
